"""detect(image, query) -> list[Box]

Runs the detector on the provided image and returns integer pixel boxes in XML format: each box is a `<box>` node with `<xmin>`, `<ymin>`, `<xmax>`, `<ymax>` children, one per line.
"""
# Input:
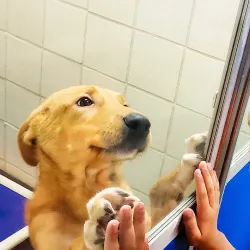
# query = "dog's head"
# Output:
<box><xmin>18</xmin><ymin>86</ymin><xmax>151</xmax><ymax>169</ymax></box>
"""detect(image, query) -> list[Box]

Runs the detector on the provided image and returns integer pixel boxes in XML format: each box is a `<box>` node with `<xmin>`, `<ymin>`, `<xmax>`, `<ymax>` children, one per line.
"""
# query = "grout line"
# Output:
<box><xmin>39</xmin><ymin>0</ymin><xmax>47</xmax><ymax>97</ymax></box>
<box><xmin>57</xmin><ymin>0</ymin><xmax>88</xmax><ymax>10</ymax></box>
<box><xmin>79</xmin><ymin>0</ymin><xmax>90</xmax><ymax>85</ymax></box>
<box><xmin>5</xmin><ymin>73</ymin><xmax>212</xmax><ymax>121</ymax></box>
<box><xmin>158</xmin><ymin>156</ymin><xmax>166</xmax><ymax>178</ymax></box>
<box><xmin>131</xmin><ymin>187</ymin><xmax>148</xmax><ymax>197</ymax></box>
<box><xmin>128</xmin><ymin>84</ymin><xmax>212</xmax><ymax>119</ymax></box>
<box><xmin>0</xmin><ymin>17</ymin><xmax>225</xmax><ymax>64</ymax></box>
<box><xmin>82</xmin><ymin>65</ymin><xmax>126</xmax><ymax>84</ymax></box>
<box><xmin>1</xmin><ymin>18</ymin><xmax>226</xmax><ymax>100</ymax></box>
<box><xmin>86</xmin><ymin>11</ymin><xmax>225</xmax><ymax>62</ymax></box>
<box><xmin>5</xmin><ymin>79</ymin><xmax>40</xmax><ymax>98</ymax></box>
<box><xmin>160</xmin><ymin>0</ymin><xmax>197</xmax><ymax>166</ymax></box>
<box><xmin>123</xmin><ymin>0</ymin><xmax>140</xmax><ymax>95</ymax></box>
<box><xmin>240</xmin><ymin>130</ymin><xmax>250</xmax><ymax>136</ymax></box>
<box><xmin>0</xmin><ymin>120</ymin><xmax>18</xmax><ymax>130</ymax></box>
<box><xmin>7</xmin><ymin>33</ymin><xmax>126</xmax><ymax>85</ymax></box>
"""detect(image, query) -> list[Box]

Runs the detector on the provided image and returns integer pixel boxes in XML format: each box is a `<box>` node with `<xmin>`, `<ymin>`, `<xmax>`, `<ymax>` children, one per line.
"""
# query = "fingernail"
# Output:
<box><xmin>196</xmin><ymin>169</ymin><xmax>202</xmax><ymax>176</ymax></box>
<box><xmin>137</xmin><ymin>202</ymin><xmax>144</xmax><ymax>211</ymax></box>
<box><xmin>112</xmin><ymin>220</ymin><xmax>119</xmax><ymax>234</ymax></box>
<box><xmin>195</xmin><ymin>168</ymin><xmax>202</xmax><ymax>178</ymax></box>
<box><xmin>183</xmin><ymin>209</ymin><xmax>194</xmax><ymax>219</ymax></box>
<box><xmin>123</xmin><ymin>205</ymin><xmax>132</xmax><ymax>217</ymax></box>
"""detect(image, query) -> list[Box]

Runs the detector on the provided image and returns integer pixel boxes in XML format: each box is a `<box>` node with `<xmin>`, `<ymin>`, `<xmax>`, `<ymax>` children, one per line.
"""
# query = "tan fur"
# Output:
<box><xmin>18</xmin><ymin>86</ymin><xmax>205</xmax><ymax>250</ymax></box>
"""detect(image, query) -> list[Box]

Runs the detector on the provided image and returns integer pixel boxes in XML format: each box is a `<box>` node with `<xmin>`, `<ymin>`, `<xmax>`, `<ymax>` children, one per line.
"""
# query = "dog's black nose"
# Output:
<box><xmin>123</xmin><ymin>113</ymin><xmax>151</xmax><ymax>132</ymax></box>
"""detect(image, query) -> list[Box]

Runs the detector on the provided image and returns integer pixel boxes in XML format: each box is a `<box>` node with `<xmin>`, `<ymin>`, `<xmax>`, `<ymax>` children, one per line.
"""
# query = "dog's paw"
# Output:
<box><xmin>84</xmin><ymin>188</ymin><xmax>140</xmax><ymax>250</ymax></box>
<box><xmin>185</xmin><ymin>131</ymin><xmax>208</xmax><ymax>156</ymax></box>
<box><xmin>181</xmin><ymin>153</ymin><xmax>203</xmax><ymax>168</ymax></box>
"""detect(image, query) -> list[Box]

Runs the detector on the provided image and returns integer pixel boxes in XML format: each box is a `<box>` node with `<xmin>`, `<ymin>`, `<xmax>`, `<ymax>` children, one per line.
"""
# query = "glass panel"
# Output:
<box><xmin>234</xmin><ymin>99</ymin><xmax>250</xmax><ymax>156</ymax></box>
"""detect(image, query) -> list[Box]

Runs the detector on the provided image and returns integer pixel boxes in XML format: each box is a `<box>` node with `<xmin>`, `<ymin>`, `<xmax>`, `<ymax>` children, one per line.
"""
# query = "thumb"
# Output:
<box><xmin>104</xmin><ymin>220</ymin><xmax>120</xmax><ymax>250</ymax></box>
<box><xmin>183</xmin><ymin>208</ymin><xmax>201</xmax><ymax>245</ymax></box>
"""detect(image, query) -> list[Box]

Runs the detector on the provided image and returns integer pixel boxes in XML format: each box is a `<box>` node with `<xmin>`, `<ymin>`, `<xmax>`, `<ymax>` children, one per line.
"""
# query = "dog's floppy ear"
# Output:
<box><xmin>18</xmin><ymin>105</ymin><xmax>45</xmax><ymax>166</ymax></box>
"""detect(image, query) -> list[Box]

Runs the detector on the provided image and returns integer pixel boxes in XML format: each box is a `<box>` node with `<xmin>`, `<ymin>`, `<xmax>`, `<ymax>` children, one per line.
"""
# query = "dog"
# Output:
<box><xmin>18</xmin><ymin>85</ymin><xmax>207</xmax><ymax>250</ymax></box>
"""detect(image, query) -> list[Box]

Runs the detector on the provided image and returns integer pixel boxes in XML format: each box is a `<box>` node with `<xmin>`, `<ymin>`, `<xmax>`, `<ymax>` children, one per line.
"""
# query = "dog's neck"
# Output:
<box><xmin>33</xmin><ymin>148</ymin><xmax>130</xmax><ymax>221</ymax></box>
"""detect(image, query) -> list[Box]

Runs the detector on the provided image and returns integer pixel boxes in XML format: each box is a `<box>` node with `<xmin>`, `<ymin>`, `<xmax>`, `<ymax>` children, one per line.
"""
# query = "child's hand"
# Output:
<box><xmin>183</xmin><ymin>161</ymin><xmax>235</xmax><ymax>250</ymax></box>
<box><xmin>104</xmin><ymin>203</ymin><xmax>149</xmax><ymax>250</ymax></box>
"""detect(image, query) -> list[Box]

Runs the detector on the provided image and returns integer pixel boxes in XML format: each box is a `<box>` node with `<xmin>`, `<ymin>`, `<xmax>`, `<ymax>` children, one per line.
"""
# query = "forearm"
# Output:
<box><xmin>203</xmin><ymin>232</ymin><xmax>235</xmax><ymax>250</ymax></box>
<box><xmin>215</xmin><ymin>233</ymin><xmax>235</xmax><ymax>250</ymax></box>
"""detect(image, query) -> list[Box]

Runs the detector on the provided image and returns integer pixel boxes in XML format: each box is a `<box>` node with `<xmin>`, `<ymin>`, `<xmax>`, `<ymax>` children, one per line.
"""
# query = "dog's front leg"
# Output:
<box><xmin>149</xmin><ymin>153</ymin><xmax>202</xmax><ymax>227</ymax></box>
<box><xmin>149</xmin><ymin>131</ymin><xmax>208</xmax><ymax>227</ymax></box>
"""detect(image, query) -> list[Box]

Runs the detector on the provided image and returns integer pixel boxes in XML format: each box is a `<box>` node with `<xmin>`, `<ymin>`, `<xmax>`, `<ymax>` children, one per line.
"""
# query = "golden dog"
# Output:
<box><xmin>18</xmin><ymin>86</ymin><xmax>207</xmax><ymax>250</ymax></box>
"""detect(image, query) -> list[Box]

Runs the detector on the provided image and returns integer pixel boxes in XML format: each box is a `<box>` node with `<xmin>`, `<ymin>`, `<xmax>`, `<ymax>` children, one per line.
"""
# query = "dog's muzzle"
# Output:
<box><xmin>120</xmin><ymin>113</ymin><xmax>151</xmax><ymax>152</ymax></box>
<box><xmin>105</xmin><ymin>113</ymin><xmax>151</xmax><ymax>154</ymax></box>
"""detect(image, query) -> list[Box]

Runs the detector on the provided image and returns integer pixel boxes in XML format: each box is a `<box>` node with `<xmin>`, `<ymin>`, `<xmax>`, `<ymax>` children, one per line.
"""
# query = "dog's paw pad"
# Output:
<box><xmin>185</xmin><ymin>131</ymin><xmax>208</xmax><ymax>155</ymax></box>
<box><xmin>84</xmin><ymin>188</ymin><xmax>140</xmax><ymax>250</ymax></box>
<box><xmin>96</xmin><ymin>199</ymin><xmax>116</xmax><ymax>228</ymax></box>
<box><xmin>181</xmin><ymin>153</ymin><xmax>203</xmax><ymax>167</ymax></box>
<box><xmin>84</xmin><ymin>220</ymin><xmax>105</xmax><ymax>250</ymax></box>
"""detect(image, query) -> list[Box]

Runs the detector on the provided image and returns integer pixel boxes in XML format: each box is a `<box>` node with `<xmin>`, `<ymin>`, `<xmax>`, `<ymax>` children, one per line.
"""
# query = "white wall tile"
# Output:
<box><xmin>177</xmin><ymin>50</ymin><xmax>224</xmax><ymax>117</ymax></box>
<box><xmin>0</xmin><ymin>0</ymin><xmax>6</xmax><ymax>30</ymax></box>
<box><xmin>124</xmin><ymin>148</ymin><xmax>164</xmax><ymax>193</ymax></box>
<box><xmin>166</xmin><ymin>105</ymin><xmax>211</xmax><ymax>159</ymax></box>
<box><xmin>240</xmin><ymin>98</ymin><xmax>250</xmax><ymax>134</ymax></box>
<box><xmin>82</xmin><ymin>67</ymin><xmax>125</xmax><ymax>93</ymax></box>
<box><xmin>41</xmin><ymin>51</ymin><xmax>81</xmax><ymax>97</ymax></box>
<box><xmin>132</xmin><ymin>188</ymin><xmax>150</xmax><ymax>208</ymax></box>
<box><xmin>234</xmin><ymin>132</ymin><xmax>250</xmax><ymax>155</ymax></box>
<box><xmin>64</xmin><ymin>0</ymin><xmax>87</xmax><ymax>8</ymax></box>
<box><xmin>89</xmin><ymin>0</ymin><xmax>136</xmax><ymax>26</ymax></box>
<box><xmin>0</xmin><ymin>121</ymin><xmax>4</xmax><ymax>158</ymax></box>
<box><xmin>85</xmin><ymin>14</ymin><xmax>132</xmax><ymax>81</ymax></box>
<box><xmin>40</xmin><ymin>97</ymin><xmax>46</xmax><ymax>104</ymax></box>
<box><xmin>8</xmin><ymin>0</ymin><xmax>44</xmax><ymax>45</ymax></box>
<box><xmin>6</xmin><ymin>36</ymin><xmax>42</xmax><ymax>93</ymax></box>
<box><xmin>5</xmin><ymin>163</ymin><xmax>37</xmax><ymax>187</ymax></box>
<box><xmin>44</xmin><ymin>0</ymin><xmax>86</xmax><ymax>62</ymax></box>
<box><xmin>129</xmin><ymin>32</ymin><xmax>183</xmax><ymax>101</ymax></box>
<box><xmin>0</xmin><ymin>31</ymin><xmax>6</xmax><ymax>77</ymax></box>
<box><xmin>6</xmin><ymin>124</ymin><xmax>37</xmax><ymax>177</ymax></box>
<box><xmin>188</xmin><ymin>0</ymin><xmax>240</xmax><ymax>60</ymax></box>
<box><xmin>6</xmin><ymin>81</ymin><xmax>40</xmax><ymax>127</ymax></box>
<box><xmin>126</xmin><ymin>87</ymin><xmax>173</xmax><ymax>151</ymax></box>
<box><xmin>0</xmin><ymin>78</ymin><xmax>5</xmax><ymax>119</ymax></box>
<box><xmin>161</xmin><ymin>155</ymin><xmax>179</xmax><ymax>175</ymax></box>
<box><xmin>136</xmin><ymin>0</ymin><xmax>193</xmax><ymax>44</ymax></box>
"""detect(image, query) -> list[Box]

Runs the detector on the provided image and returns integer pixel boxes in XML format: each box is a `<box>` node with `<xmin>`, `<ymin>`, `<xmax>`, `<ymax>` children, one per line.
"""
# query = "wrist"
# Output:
<box><xmin>213</xmin><ymin>231</ymin><xmax>235</xmax><ymax>250</ymax></box>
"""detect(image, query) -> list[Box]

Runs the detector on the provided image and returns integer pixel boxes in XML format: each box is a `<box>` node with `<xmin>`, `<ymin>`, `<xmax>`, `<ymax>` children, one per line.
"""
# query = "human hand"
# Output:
<box><xmin>104</xmin><ymin>202</ymin><xmax>149</xmax><ymax>250</ymax></box>
<box><xmin>183</xmin><ymin>161</ymin><xmax>235</xmax><ymax>250</ymax></box>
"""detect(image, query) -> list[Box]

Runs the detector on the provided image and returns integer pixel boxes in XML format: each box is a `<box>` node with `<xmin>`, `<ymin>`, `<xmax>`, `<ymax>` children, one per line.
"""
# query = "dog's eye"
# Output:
<box><xmin>76</xmin><ymin>97</ymin><xmax>93</xmax><ymax>107</ymax></box>
<box><xmin>124</xmin><ymin>104</ymin><xmax>129</xmax><ymax>107</ymax></box>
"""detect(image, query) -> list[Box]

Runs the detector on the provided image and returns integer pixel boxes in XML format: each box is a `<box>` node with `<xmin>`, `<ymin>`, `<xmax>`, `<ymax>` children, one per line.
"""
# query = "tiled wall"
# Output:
<box><xmin>0</xmin><ymin>0</ymin><xmax>246</xmax><ymax>206</ymax></box>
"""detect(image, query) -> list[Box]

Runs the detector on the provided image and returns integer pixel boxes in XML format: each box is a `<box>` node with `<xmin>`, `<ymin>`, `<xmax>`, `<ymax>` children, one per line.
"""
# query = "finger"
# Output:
<box><xmin>104</xmin><ymin>220</ymin><xmax>120</xmax><ymax>250</ymax></box>
<box><xmin>199</xmin><ymin>162</ymin><xmax>215</xmax><ymax>208</ymax></box>
<box><xmin>183</xmin><ymin>208</ymin><xmax>201</xmax><ymax>245</ymax></box>
<box><xmin>133</xmin><ymin>202</ymin><xmax>146</xmax><ymax>250</ymax></box>
<box><xmin>212</xmin><ymin>170</ymin><xmax>220</xmax><ymax>207</ymax></box>
<box><xmin>195</xmin><ymin>168</ymin><xmax>209</xmax><ymax>209</ymax></box>
<box><xmin>119</xmin><ymin>205</ymin><xmax>135</xmax><ymax>250</ymax></box>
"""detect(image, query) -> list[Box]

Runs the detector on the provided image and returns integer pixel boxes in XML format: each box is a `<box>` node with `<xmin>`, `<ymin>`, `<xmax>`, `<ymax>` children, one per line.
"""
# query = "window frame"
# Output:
<box><xmin>148</xmin><ymin>0</ymin><xmax>250</xmax><ymax>248</ymax></box>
